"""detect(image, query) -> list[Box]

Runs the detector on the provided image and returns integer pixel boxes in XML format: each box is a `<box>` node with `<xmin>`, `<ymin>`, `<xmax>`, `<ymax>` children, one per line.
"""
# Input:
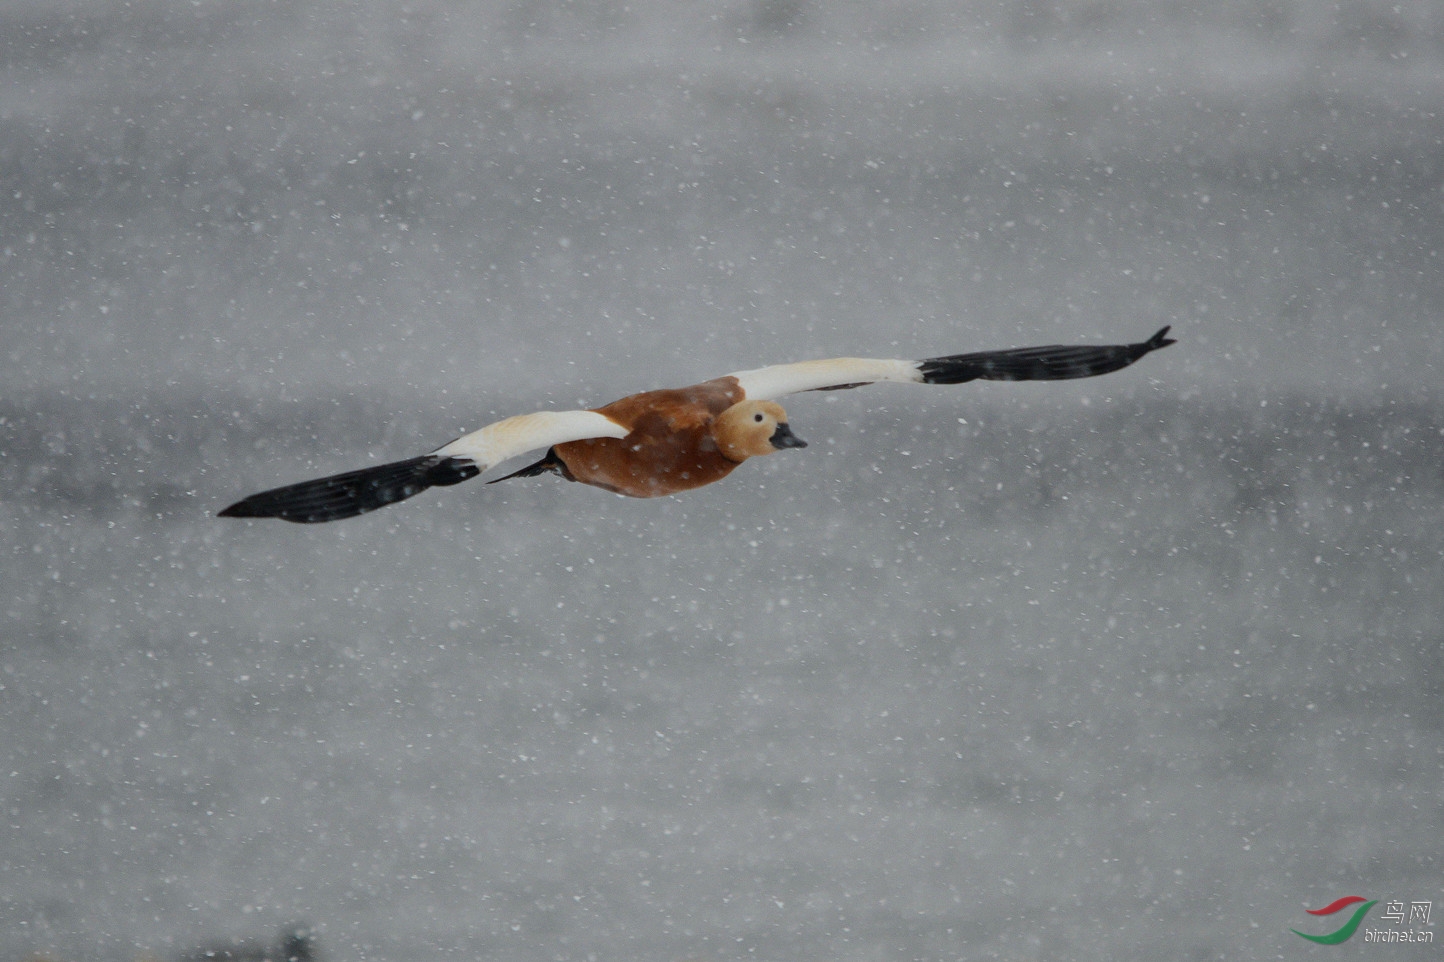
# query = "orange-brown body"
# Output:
<box><xmin>553</xmin><ymin>377</ymin><xmax>746</xmax><ymax>497</ymax></box>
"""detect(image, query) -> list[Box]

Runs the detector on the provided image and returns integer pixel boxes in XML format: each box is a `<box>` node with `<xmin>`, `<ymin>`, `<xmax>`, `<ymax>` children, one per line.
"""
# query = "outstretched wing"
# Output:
<box><xmin>220</xmin><ymin>410</ymin><xmax>628</xmax><ymax>523</ymax></box>
<box><xmin>730</xmin><ymin>326</ymin><xmax>1175</xmax><ymax>400</ymax></box>
<box><xmin>430</xmin><ymin>410</ymin><xmax>629</xmax><ymax>464</ymax></box>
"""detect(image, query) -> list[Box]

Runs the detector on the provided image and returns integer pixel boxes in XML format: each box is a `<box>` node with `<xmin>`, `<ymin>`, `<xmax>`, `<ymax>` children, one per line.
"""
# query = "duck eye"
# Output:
<box><xmin>753</xmin><ymin>412</ymin><xmax>764</xmax><ymax>422</ymax></box>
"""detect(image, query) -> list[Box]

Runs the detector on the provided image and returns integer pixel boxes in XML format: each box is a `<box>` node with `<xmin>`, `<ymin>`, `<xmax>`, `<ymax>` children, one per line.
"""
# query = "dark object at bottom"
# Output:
<box><xmin>180</xmin><ymin>923</ymin><xmax>319</xmax><ymax>962</ymax></box>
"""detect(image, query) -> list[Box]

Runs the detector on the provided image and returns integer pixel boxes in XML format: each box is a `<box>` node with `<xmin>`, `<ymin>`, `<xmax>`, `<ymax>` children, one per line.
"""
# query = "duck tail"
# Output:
<box><xmin>486</xmin><ymin>447</ymin><xmax>573</xmax><ymax>485</ymax></box>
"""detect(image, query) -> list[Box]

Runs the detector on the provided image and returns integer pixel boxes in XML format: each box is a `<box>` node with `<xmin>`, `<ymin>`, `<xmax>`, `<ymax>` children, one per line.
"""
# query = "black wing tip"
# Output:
<box><xmin>917</xmin><ymin>325</ymin><xmax>1177</xmax><ymax>385</ymax></box>
<box><xmin>216</xmin><ymin>455</ymin><xmax>479</xmax><ymax>524</ymax></box>
<box><xmin>215</xmin><ymin>493</ymin><xmax>365</xmax><ymax>524</ymax></box>
<box><xmin>1144</xmin><ymin>325</ymin><xmax>1177</xmax><ymax>351</ymax></box>
<box><xmin>216</xmin><ymin>498</ymin><xmax>350</xmax><ymax>523</ymax></box>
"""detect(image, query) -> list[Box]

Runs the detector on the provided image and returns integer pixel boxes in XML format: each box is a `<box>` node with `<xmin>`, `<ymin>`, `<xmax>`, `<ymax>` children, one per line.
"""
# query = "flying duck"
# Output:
<box><xmin>219</xmin><ymin>326</ymin><xmax>1175</xmax><ymax>523</ymax></box>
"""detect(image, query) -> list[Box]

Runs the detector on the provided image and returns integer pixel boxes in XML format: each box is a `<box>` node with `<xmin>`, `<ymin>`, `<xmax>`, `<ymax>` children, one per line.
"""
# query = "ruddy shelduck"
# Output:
<box><xmin>219</xmin><ymin>327</ymin><xmax>1175</xmax><ymax>522</ymax></box>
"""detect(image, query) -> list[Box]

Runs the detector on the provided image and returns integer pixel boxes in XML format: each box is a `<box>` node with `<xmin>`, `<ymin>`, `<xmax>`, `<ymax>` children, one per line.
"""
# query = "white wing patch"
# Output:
<box><xmin>729</xmin><ymin>357</ymin><xmax>924</xmax><ymax>400</ymax></box>
<box><xmin>431</xmin><ymin>410</ymin><xmax>629</xmax><ymax>469</ymax></box>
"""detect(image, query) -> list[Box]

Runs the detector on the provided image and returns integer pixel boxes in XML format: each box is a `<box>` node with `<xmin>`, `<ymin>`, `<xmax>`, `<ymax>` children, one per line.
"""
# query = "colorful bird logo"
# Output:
<box><xmin>1292</xmin><ymin>896</ymin><xmax>1378</xmax><ymax>944</ymax></box>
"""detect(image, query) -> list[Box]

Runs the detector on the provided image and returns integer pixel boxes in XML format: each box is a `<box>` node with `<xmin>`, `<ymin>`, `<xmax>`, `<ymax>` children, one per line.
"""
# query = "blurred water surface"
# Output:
<box><xmin>2</xmin><ymin>2</ymin><xmax>1441</xmax><ymax>960</ymax></box>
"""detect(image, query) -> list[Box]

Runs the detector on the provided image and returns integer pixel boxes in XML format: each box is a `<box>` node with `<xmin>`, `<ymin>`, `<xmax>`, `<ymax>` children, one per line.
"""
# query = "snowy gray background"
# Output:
<box><xmin>3</xmin><ymin>1</ymin><xmax>1442</xmax><ymax>959</ymax></box>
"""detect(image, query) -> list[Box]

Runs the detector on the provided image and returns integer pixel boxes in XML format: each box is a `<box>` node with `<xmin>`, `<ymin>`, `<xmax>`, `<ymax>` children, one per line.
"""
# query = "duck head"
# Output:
<box><xmin>715</xmin><ymin>400</ymin><xmax>808</xmax><ymax>462</ymax></box>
